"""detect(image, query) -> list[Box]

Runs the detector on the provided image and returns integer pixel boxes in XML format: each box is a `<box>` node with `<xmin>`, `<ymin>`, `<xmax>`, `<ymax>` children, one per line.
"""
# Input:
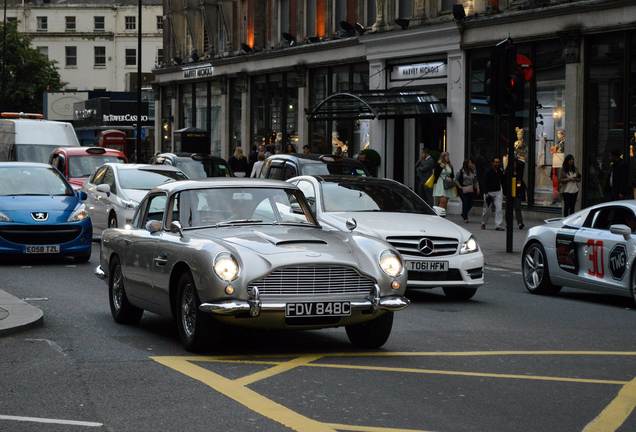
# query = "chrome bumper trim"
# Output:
<box><xmin>199</xmin><ymin>295</ymin><xmax>410</xmax><ymax>316</ymax></box>
<box><xmin>94</xmin><ymin>265</ymin><xmax>106</xmax><ymax>280</ymax></box>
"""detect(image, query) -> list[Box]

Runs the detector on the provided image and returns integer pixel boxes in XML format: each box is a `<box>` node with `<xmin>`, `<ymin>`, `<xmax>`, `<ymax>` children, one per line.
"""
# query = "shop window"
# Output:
<box><xmin>210</xmin><ymin>82</ymin><xmax>223</xmax><ymax>156</ymax></box>
<box><xmin>398</xmin><ymin>0</ymin><xmax>413</xmax><ymax>18</ymax></box>
<box><xmin>181</xmin><ymin>84</ymin><xmax>194</xmax><ymax>129</ymax></box>
<box><xmin>229</xmin><ymin>78</ymin><xmax>243</xmax><ymax>151</ymax></box>
<box><xmin>161</xmin><ymin>86</ymin><xmax>175</xmax><ymax>152</ymax></box>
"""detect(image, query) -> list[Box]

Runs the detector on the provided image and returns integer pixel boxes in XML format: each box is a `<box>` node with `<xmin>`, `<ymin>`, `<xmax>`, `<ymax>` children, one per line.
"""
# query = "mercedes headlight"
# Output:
<box><xmin>460</xmin><ymin>236</ymin><xmax>479</xmax><ymax>254</ymax></box>
<box><xmin>379</xmin><ymin>250</ymin><xmax>403</xmax><ymax>277</ymax></box>
<box><xmin>68</xmin><ymin>204</ymin><xmax>89</xmax><ymax>222</ymax></box>
<box><xmin>0</xmin><ymin>211</ymin><xmax>11</xmax><ymax>222</ymax></box>
<box><xmin>213</xmin><ymin>253</ymin><xmax>240</xmax><ymax>282</ymax></box>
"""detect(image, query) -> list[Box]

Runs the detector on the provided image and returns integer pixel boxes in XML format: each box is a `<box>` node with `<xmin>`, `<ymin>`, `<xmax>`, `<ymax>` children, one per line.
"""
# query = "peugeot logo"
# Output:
<box><xmin>31</xmin><ymin>212</ymin><xmax>48</xmax><ymax>222</ymax></box>
<box><xmin>418</xmin><ymin>238</ymin><xmax>434</xmax><ymax>256</ymax></box>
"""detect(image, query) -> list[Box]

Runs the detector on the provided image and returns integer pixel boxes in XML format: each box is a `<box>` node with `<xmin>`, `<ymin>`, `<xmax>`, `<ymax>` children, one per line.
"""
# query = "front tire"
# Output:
<box><xmin>346</xmin><ymin>312</ymin><xmax>393</xmax><ymax>348</ymax></box>
<box><xmin>443</xmin><ymin>287</ymin><xmax>478</xmax><ymax>301</ymax></box>
<box><xmin>176</xmin><ymin>272</ymin><xmax>216</xmax><ymax>352</ymax></box>
<box><xmin>109</xmin><ymin>257</ymin><xmax>143</xmax><ymax>324</ymax></box>
<box><xmin>522</xmin><ymin>242</ymin><xmax>561</xmax><ymax>295</ymax></box>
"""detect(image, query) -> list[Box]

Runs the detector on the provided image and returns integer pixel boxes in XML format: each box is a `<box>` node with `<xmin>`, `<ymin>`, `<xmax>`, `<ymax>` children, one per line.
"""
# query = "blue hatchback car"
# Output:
<box><xmin>0</xmin><ymin>162</ymin><xmax>92</xmax><ymax>261</ymax></box>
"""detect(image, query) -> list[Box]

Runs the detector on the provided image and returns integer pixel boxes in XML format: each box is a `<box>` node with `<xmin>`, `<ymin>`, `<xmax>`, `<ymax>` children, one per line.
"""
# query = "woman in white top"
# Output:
<box><xmin>559</xmin><ymin>154</ymin><xmax>581</xmax><ymax>217</ymax></box>
<box><xmin>433</xmin><ymin>151</ymin><xmax>457</xmax><ymax>210</ymax></box>
<box><xmin>250</xmin><ymin>152</ymin><xmax>266</xmax><ymax>178</ymax></box>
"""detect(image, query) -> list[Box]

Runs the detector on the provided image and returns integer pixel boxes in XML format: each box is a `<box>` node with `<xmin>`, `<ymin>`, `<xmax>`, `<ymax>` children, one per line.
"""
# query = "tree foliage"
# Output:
<box><xmin>0</xmin><ymin>22</ymin><xmax>63</xmax><ymax>112</ymax></box>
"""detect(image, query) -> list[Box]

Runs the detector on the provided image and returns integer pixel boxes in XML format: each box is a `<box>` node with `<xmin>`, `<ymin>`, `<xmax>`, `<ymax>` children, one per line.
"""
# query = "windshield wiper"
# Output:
<box><xmin>215</xmin><ymin>219</ymin><xmax>263</xmax><ymax>227</ymax></box>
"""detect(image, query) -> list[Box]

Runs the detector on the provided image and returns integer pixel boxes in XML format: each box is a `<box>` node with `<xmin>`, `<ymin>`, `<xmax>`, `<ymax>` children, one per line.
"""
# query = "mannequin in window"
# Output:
<box><xmin>514</xmin><ymin>126</ymin><xmax>527</xmax><ymax>181</ymax></box>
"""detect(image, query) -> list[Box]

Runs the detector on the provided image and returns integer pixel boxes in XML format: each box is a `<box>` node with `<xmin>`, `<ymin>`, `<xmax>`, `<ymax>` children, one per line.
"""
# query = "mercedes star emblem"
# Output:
<box><xmin>418</xmin><ymin>238</ymin><xmax>434</xmax><ymax>256</ymax></box>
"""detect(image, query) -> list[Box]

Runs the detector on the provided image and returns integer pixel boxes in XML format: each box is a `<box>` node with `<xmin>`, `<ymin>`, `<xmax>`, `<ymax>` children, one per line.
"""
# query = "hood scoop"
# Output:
<box><xmin>255</xmin><ymin>232</ymin><xmax>327</xmax><ymax>246</ymax></box>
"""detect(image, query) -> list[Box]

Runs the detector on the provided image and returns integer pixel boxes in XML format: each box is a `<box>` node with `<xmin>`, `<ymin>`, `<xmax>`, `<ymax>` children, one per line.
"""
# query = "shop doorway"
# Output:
<box><xmin>393</xmin><ymin>116</ymin><xmax>447</xmax><ymax>186</ymax></box>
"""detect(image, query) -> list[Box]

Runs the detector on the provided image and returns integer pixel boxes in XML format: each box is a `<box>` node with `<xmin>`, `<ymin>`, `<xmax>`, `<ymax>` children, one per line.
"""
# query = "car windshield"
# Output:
<box><xmin>118</xmin><ymin>169</ymin><xmax>187</xmax><ymax>190</ymax></box>
<box><xmin>0</xmin><ymin>166</ymin><xmax>73</xmax><ymax>196</ymax></box>
<box><xmin>15</xmin><ymin>144</ymin><xmax>58</xmax><ymax>164</ymax></box>
<box><xmin>175</xmin><ymin>158</ymin><xmax>231</xmax><ymax>179</ymax></box>
<box><xmin>321</xmin><ymin>180</ymin><xmax>435</xmax><ymax>214</ymax></box>
<box><xmin>68</xmin><ymin>155</ymin><xmax>125</xmax><ymax>178</ymax></box>
<box><xmin>176</xmin><ymin>187</ymin><xmax>317</xmax><ymax>229</ymax></box>
<box><xmin>302</xmin><ymin>162</ymin><xmax>367</xmax><ymax>176</ymax></box>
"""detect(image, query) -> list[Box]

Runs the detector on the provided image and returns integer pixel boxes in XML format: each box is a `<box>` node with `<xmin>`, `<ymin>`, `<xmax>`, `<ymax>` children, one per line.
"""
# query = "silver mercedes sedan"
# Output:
<box><xmin>95</xmin><ymin>178</ymin><xmax>409</xmax><ymax>352</ymax></box>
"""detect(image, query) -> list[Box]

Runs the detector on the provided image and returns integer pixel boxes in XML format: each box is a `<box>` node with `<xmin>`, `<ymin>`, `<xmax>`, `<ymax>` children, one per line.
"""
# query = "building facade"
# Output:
<box><xmin>6</xmin><ymin>0</ymin><xmax>163</xmax><ymax>92</ymax></box>
<box><xmin>154</xmin><ymin>0</ymin><xmax>636</xmax><ymax>211</ymax></box>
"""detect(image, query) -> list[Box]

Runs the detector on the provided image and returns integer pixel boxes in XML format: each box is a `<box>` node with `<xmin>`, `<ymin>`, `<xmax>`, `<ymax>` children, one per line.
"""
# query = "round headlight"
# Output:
<box><xmin>379</xmin><ymin>250</ymin><xmax>403</xmax><ymax>277</ymax></box>
<box><xmin>213</xmin><ymin>253</ymin><xmax>239</xmax><ymax>282</ymax></box>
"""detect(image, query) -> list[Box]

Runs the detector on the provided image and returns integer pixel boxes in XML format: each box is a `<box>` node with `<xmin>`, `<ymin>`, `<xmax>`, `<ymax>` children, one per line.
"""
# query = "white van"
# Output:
<box><xmin>0</xmin><ymin>113</ymin><xmax>80</xmax><ymax>163</ymax></box>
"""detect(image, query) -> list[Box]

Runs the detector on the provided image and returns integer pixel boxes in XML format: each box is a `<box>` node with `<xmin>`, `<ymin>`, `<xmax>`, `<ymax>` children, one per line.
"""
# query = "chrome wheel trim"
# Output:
<box><xmin>523</xmin><ymin>245</ymin><xmax>545</xmax><ymax>290</ymax></box>
<box><xmin>181</xmin><ymin>282</ymin><xmax>196</xmax><ymax>339</ymax></box>
<box><xmin>112</xmin><ymin>266</ymin><xmax>123</xmax><ymax>312</ymax></box>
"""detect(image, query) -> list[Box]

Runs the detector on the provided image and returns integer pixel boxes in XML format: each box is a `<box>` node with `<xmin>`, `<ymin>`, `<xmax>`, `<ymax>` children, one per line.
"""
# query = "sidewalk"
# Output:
<box><xmin>447</xmin><ymin>210</ymin><xmax>547</xmax><ymax>271</ymax></box>
<box><xmin>0</xmin><ymin>289</ymin><xmax>43</xmax><ymax>336</ymax></box>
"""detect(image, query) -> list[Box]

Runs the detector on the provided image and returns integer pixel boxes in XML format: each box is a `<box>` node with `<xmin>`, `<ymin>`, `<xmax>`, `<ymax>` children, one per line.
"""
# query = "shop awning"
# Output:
<box><xmin>306</xmin><ymin>91</ymin><xmax>451</xmax><ymax>121</ymax></box>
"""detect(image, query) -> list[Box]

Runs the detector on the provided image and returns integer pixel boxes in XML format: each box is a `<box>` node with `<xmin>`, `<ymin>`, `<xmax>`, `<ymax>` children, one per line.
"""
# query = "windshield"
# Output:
<box><xmin>176</xmin><ymin>187</ymin><xmax>317</xmax><ymax>228</ymax></box>
<box><xmin>175</xmin><ymin>158</ymin><xmax>231</xmax><ymax>179</ymax></box>
<box><xmin>15</xmin><ymin>144</ymin><xmax>58</xmax><ymax>164</ymax></box>
<box><xmin>321</xmin><ymin>181</ymin><xmax>435</xmax><ymax>214</ymax></box>
<box><xmin>302</xmin><ymin>162</ymin><xmax>367</xmax><ymax>176</ymax></box>
<box><xmin>69</xmin><ymin>155</ymin><xmax>125</xmax><ymax>178</ymax></box>
<box><xmin>0</xmin><ymin>166</ymin><xmax>73</xmax><ymax>196</ymax></box>
<box><xmin>118</xmin><ymin>169</ymin><xmax>187</xmax><ymax>190</ymax></box>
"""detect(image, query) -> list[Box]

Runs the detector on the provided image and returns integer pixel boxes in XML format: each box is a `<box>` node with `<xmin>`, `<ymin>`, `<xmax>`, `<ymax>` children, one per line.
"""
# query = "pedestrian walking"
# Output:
<box><xmin>481</xmin><ymin>157</ymin><xmax>504</xmax><ymax>231</ymax></box>
<box><xmin>608</xmin><ymin>150</ymin><xmax>632</xmax><ymax>200</ymax></box>
<box><xmin>456</xmin><ymin>160</ymin><xmax>478</xmax><ymax>223</ymax></box>
<box><xmin>228</xmin><ymin>147</ymin><xmax>249</xmax><ymax>177</ymax></box>
<box><xmin>559</xmin><ymin>154</ymin><xmax>581</xmax><ymax>217</ymax></box>
<box><xmin>433</xmin><ymin>151</ymin><xmax>457</xmax><ymax>211</ymax></box>
<box><xmin>415</xmin><ymin>148</ymin><xmax>435</xmax><ymax>206</ymax></box>
<box><xmin>250</xmin><ymin>152</ymin><xmax>266</xmax><ymax>178</ymax></box>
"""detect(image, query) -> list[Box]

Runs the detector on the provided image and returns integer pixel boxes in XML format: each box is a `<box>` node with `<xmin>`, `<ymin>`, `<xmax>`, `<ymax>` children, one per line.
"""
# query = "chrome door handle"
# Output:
<box><xmin>154</xmin><ymin>253</ymin><xmax>168</xmax><ymax>266</ymax></box>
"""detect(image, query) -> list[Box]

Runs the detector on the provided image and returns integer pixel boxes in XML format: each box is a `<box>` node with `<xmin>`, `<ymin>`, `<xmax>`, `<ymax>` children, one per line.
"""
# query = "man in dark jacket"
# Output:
<box><xmin>415</xmin><ymin>147</ymin><xmax>435</xmax><ymax>206</ymax></box>
<box><xmin>481</xmin><ymin>157</ymin><xmax>504</xmax><ymax>231</ymax></box>
<box><xmin>608</xmin><ymin>150</ymin><xmax>632</xmax><ymax>200</ymax></box>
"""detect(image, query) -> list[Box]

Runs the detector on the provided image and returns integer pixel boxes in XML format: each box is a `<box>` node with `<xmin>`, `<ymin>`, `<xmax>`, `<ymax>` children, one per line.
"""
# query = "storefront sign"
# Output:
<box><xmin>182</xmin><ymin>64</ymin><xmax>215</xmax><ymax>79</ymax></box>
<box><xmin>102</xmin><ymin>114</ymin><xmax>152</xmax><ymax>123</ymax></box>
<box><xmin>390</xmin><ymin>61</ymin><xmax>447</xmax><ymax>82</ymax></box>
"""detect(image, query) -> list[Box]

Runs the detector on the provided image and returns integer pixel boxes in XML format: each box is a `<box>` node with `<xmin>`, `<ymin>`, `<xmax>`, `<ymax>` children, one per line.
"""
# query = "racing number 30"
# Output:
<box><xmin>587</xmin><ymin>240</ymin><xmax>604</xmax><ymax>278</ymax></box>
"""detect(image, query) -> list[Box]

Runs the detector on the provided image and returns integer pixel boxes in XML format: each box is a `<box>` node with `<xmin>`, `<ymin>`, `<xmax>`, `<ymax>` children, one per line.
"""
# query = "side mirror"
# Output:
<box><xmin>77</xmin><ymin>191</ymin><xmax>88</xmax><ymax>201</ymax></box>
<box><xmin>433</xmin><ymin>206</ymin><xmax>447</xmax><ymax>217</ymax></box>
<box><xmin>145</xmin><ymin>220</ymin><xmax>162</xmax><ymax>234</ymax></box>
<box><xmin>610</xmin><ymin>224</ymin><xmax>632</xmax><ymax>240</ymax></box>
<box><xmin>345</xmin><ymin>218</ymin><xmax>357</xmax><ymax>232</ymax></box>
<box><xmin>170</xmin><ymin>220</ymin><xmax>183</xmax><ymax>237</ymax></box>
<box><xmin>96</xmin><ymin>184</ymin><xmax>111</xmax><ymax>196</ymax></box>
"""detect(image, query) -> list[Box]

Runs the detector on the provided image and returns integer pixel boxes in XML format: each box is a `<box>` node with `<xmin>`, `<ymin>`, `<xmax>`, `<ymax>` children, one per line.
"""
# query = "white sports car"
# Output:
<box><xmin>288</xmin><ymin>175</ymin><xmax>484</xmax><ymax>300</ymax></box>
<box><xmin>522</xmin><ymin>200</ymin><xmax>636</xmax><ymax>304</ymax></box>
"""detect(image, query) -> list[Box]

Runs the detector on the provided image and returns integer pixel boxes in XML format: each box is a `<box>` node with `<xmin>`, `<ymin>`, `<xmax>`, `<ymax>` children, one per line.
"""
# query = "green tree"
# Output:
<box><xmin>0</xmin><ymin>21</ymin><xmax>63</xmax><ymax>113</ymax></box>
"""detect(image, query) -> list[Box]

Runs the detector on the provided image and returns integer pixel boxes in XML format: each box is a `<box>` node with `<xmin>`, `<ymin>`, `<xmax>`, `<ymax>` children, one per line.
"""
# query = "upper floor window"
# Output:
<box><xmin>125</xmin><ymin>16</ymin><xmax>136</xmax><ymax>30</ymax></box>
<box><xmin>156</xmin><ymin>48</ymin><xmax>164</xmax><ymax>65</ymax></box>
<box><xmin>7</xmin><ymin>17</ymin><xmax>17</xmax><ymax>26</ymax></box>
<box><xmin>306</xmin><ymin>0</ymin><xmax>316</xmax><ymax>37</ymax></box>
<box><xmin>37</xmin><ymin>46</ymin><xmax>48</xmax><ymax>59</ymax></box>
<box><xmin>94</xmin><ymin>46</ymin><xmax>106</xmax><ymax>67</ymax></box>
<box><xmin>365</xmin><ymin>0</ymin><xmax>376</xmax><ymax>27</ymax></box>
<box><xmin>65</xmin><ymin>46</ymin><xmax>77</xmax><ymax>67</ymax></box>
<box><xmin>156</xmin><ymin>16</ymin><xmax>163</xmax><ymax>30</ymax></box>
<box><xmin>65</xmin><ymin>16</ymin><xmax>76</xmax><ymax>32</ymax></box>
<box><xmin>36</xmin><ymin>16</ymin><xmax>47</xmax><ymax>32</ymax></box>
<box><xmin>125</xmin><ymin>48</ymin><xmax>137</xmax><ymax>66</ymax></box>
<box><xmin>94</xmin><ymin>16</ymin><xmax>105</xmax><ymax>32</ymax></box>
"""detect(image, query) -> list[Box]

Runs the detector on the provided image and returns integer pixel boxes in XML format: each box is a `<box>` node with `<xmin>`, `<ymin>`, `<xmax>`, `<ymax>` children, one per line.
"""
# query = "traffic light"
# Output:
<box><xmin>487</xmin><ymin>40</ymin><xmax>526</xmax><ymax>114</ymax></box>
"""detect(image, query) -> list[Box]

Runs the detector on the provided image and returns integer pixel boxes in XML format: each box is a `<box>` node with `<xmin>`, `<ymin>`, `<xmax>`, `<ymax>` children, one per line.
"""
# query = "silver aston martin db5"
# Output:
<box><xmin>95</xmin><ymin>179</ymin><xmax>409</xmax><ymax>351</ymax></box>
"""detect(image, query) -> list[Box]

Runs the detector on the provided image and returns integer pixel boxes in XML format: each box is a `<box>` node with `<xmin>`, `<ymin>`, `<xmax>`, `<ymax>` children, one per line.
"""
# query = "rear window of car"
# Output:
<box><xmin>118</xmin><ymin>169</ymin><xmax>187</xmax><ymax>190</ymax></box>
<box><xmin>68</xmin><ymin>155</ymin><xmax>125</xmax><ymax>178</ymax></box>
<box><xmin>301</xmin><ymin>161</ymin><xmax>367</xmax><ymax>176</ymax></box>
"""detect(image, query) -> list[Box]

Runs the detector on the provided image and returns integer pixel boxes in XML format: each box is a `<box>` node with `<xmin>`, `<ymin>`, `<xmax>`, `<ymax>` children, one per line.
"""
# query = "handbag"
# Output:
<box><xmin>443</xmin><ymin>176</ymin><xmax>455</xmax><ymax>190</ymax></box>
<box><xmin>424</xmin><ymin>174</ymin><xmax>435</xmax><ymax>189</ymax></box>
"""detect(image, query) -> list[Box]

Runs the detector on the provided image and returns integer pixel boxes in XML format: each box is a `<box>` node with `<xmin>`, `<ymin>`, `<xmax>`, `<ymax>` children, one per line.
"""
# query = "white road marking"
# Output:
<box><xmin>485</xmin><ymin>266</ymin><xmax>522</xmax><ymax>275</ymax></box>
<box><xmin>22</xmin><ymin>297</ymin><xmax>48</xmax><ymax>302</ymax></box>
<box><xmin>65</xmin><ymin>265</ymin><xmax>77</xmax><ymax>268</ymax></box>
<box><xmin>0</xmin><ymin>414</ymin><xmax>102</xmax><ymax>427</ymax></box>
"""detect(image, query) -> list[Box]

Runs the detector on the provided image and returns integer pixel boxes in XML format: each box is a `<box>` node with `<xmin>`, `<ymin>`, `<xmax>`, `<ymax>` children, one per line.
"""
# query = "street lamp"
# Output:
<box><xmin>135</xmin><ymin>0</ymin><xmax>142</xmax><ymax>163</ymax></box>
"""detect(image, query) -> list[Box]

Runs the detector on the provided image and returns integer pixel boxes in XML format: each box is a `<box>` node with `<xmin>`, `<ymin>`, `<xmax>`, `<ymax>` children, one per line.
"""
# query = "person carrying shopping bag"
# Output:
<box><xmin>433</xmin><ymin>152</ymin><xmax>457</xmax><ymax>211</ymax></box>
<box><xmin>456</xmin><ymin>160</ymin><xmax>478</xmax><ymax>223</ymax></box>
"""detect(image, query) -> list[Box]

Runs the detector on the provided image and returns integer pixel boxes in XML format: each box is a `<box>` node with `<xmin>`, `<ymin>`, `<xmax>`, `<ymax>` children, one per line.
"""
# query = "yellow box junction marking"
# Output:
<box><xmin>152</xmin><ymin>351</ymin><xmax>636</xmax><ymax>432</ymax></box>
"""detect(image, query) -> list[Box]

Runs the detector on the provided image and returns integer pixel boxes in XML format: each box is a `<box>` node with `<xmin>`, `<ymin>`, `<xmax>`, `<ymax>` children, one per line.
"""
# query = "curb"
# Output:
<box><xmin>0</xmin><ymin>289</ymin><xmax>44</xmax><ymax>337</ymax></box>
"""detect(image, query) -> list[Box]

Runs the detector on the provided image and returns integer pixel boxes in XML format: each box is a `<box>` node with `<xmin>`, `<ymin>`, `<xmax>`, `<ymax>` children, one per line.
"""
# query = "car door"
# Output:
<box><xmin>573</xmin><ymin>206</ymin><xmax>633</xmax><ymax>292</ymax></box>
<box><xmin>124</xmin><ymin>192</ymin><xmax>168</xmax><ymax>308</ymax></box>
<box><xmin>86</xmin><ymin>166</ymin><xmax>108</xmax><ymax>233</ymax></box>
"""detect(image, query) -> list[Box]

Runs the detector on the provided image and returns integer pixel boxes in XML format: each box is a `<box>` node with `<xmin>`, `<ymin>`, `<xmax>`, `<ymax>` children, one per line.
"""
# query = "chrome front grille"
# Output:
<box><xmin>386</xmin><ymin>236</ymin><xmax>459</xmax><ymax>257</ymax></box>
<box><xmin>247</xmin><ymin>265</ymin><xmax>376</xmax><ymax>301</ymax></box>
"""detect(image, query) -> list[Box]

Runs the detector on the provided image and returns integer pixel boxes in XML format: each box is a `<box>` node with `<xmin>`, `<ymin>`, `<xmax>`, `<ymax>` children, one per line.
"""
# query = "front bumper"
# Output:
<box><xmin>0</xmin><ymin>220</ymin><xmax>93</xmax><ymax>256</ymax></box>
<box><xmin>404</xmin><ymin>250</ymin><xmax>485</xmax><ymax>288</ymax></box>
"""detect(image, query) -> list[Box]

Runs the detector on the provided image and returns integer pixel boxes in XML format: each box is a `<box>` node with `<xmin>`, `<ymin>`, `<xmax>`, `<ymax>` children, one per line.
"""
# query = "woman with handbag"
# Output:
<box><xmin>456</xmin><ymin>160</ymin><xmax>478</xmax><ymax>223</ymax></box>
<box><xmin>433</xmin><ymin>152</ymin><xmax>457</xmax><ymax>210</ymax></box>
<box><xmin>559</xmin><ymin>154</ymin><xmax>581</xmax><ymax>217</ymax></box>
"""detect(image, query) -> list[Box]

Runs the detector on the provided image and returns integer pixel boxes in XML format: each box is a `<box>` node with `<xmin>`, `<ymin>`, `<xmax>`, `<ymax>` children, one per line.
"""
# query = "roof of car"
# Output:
<box><xmin>0</xmin><ymin>162</ymin><xmax>52</xmax><ymax>168</ymax></box>
<box><xmin>156</xmin><ymin>152</ymin><xmax>227</xmax><ymax>162</ymax></box>
<box><xmin>307</xmin><ymin>175</ymin><xmax>397</xmax><ymax>185</ymax></box>
<box><xmin>152</xmin><ymin>178</ymin><xmax>298</xmax><ymax>194</ymax></box>
<box><xmin>53</xmin><ymin>147</ymin><xmax>125</xmax><ymax>156</ymax></box>
<box><xmin>105</xmin><ymin>163</ymin><xmax>183</xmax><ymax>172</ymax></box>
<box><xmin>267</xmin><ymin>153</ymin><xmax>363</xmax><ymax>164</ymax></box>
